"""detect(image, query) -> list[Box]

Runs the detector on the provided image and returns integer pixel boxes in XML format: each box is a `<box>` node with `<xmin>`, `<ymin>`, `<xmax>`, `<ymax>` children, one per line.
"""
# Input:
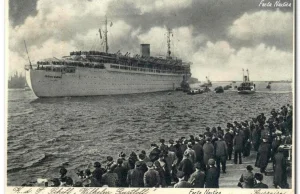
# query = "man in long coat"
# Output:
<box><xmin>149</xmin><ymin>144</ymin><xmax>161</xmax><ymax>162</ymax></box>
<box><xmin>233</xmin><ymin>131</ymin><xmax>244</xmax><ymax>164</ymax></box>
<box><xmin>178</xmin><ymin>153</ymin><xmax>195</xmax><ymax>180</ymax></box>
<box><xmin>239</xmin><ymin>165</ymin><xmax>255</xmax><ymax>188</ymax></box>
<box><xmin>203</xmin><ymin>138</ymin><xmax>214</xmax><ymax>167</ymax></box>
<box><xmin>205</xmin><ymin>159</ymin><xmax>219</xmax><ymax>188</ymax></box>
<box><xmin>273</xmin><ymin>147</ymin><xmax>288</xmax><ymax>188</ymax></box>
<box><xmin>127</xmin><ymin>161</ymin><xmax>144</xmax><ymax>187</ymax></box>
<box><xmin>224</xmin><ymin>128</ymin><xmax>233</xmax><ymax>160</ymax></box>
<box><xmin>214</xmin><ymin>135</ymin><xmax>228</xmax><ymax>174</ymax></box>
<box><xmin>188</xmin><ymin>162</ymin><xmax>205</xmax><ymax>188</ymax></box>
<box><xmin>257</xmin><ymin>138</ymin><xmax>271</xmax><ymax>173</ymax></box>
<box><xmin>192</xmin><ymin>137</ymin><xmax>204</xmax><ymax>166</ymax></box>
<box><xmin>251</xmin><ymin>125</ymin><xmax>261</xmax><ymax>151</ymax></box>
<box><xmin>143</xmin><ymin>162</ymin><xmax>160</xmax><ymax>187</ymax></box>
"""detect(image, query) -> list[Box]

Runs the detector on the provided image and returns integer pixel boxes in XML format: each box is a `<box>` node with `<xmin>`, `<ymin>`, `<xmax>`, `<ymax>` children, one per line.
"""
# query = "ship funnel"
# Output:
<box><xmin>140</xmin><ymin>44</ymin><xmax>150</xmax><ymax>57</ymax></box>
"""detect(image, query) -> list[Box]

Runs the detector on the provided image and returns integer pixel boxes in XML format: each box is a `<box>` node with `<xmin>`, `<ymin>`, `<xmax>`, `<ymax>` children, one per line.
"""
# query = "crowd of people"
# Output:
<box><xmin>29</xmin><ymin>104</ymin><xmax>293</xmax><ymax>189</ymax></box>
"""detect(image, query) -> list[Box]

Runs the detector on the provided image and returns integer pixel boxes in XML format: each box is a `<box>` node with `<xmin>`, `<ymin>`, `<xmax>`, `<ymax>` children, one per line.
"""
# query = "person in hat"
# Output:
<box><xmin>119</xmin><ymin>152</ymin><xmax>130</xmax><ymax>171</ymax></box>
<box><xmin>105</xmin><ymin>156</ymin><xmax>117</xmax><ymax>171</ymax></box>
<box><xmin>127</xmin><ymin>161</ymin><xmax>144</xmax><ymax>187</ymax></box>
<box><xmin>205</xmin><ymin>159</ymin><xmax>219</xmax><ymax>188</ymax></box>
<box><xmin>203</xmin><ymin>137</ymin><xmax>214</xmax><ymax>167</ymax></box>
<box><xmin>128</xmin><ymin>152</ymin><xmax>139</xmax><ymax>170</ymax></box>
<box><xmin>204</xmin><ymin>127</ymin><xmax>212</xmax><ymax>138</ymax></box>
<box><xmin>59</xmin><ymin>167</ymin><xmax>71</xmax><ymax>185</ymax></box>
<box><xmin>50</xmin><ymin>178</ymin><xmax>61</xmax><ymax>187</ymax></box>
<box><xmin>91</xmin><ymin>162</ymin><xmax>104</xmax><ymax>187</ymax></box>
<box><xmin>253</xmin><ymin>173</ymin><xmax>268</xmax><ymax>188</ymax></box>
<box><xmin>233</xmin><ymin>130</ymin><xmax>244</xmax><ymax>164</ymax></box>
<box><xmin>138</xmin><ymin>153</ymin><xmax>149</xmax><ymax>173</ymax></box>
<box><xmin>174</xmin><ymin>140</ymin><xmax>184</xmax><ymax>166</ymax></box>
<box><xmin>154</xmin><ymin>160</ymin><xmax>167</xmax><ymax>187</ymax></box>
<box><xmin>184</xmin><ymin>142</ymin><xmax>196</xmax><ymax>163</ymax></box>
<box><xmin>199</xmin><ymin>134</ymin><xmax>206</xmax><ymax>146</ymax></box>
<box><xmin>271</xmin><ymin>132</ymin><xmax>283</xmax><ymax>164</ymax></box>
<box><xmin>178</xmin><ymin>152</ymin><xmax>194</xmax><ymax>180</ymax></box>
<box><xmin>174</xmin><ymin>171</ymin><xmax>192</xmax><ymax>188</ymax></box>
<box><xmin>81</xmin><ymin>169</ymin><xmax>92</xmax><ymax>187</ymax></box>
<box><xmin>102</xmin><ymin>164</ymin><xmax>118</xmax><ymax>187</ymax></box>
<box><xmin>149</xmin><ymin>144</ymin><xmax>161</xmax><ymax>162</ymax></box>
<box><xmin>251</xmin><ymin>125</ymin><xmax>261</xmax><ymax>152</ymax></box>
<box><xmin>273</xmin><ymin>147</ymin><xmax>288</xmax><ymax>188</ymax></box>
<box><xmin>214</xmin><ymin>134</ymin><xmax>228</xmax><ymax>174</ymax></box>
<box><xmin>257</xmin><ymin>138</ymin><xmax>271</xmax><ymax>173</ymax></box>
<box><xmin>114</xmin><ymin>158</ymin><xmax>128</xmax><ymax>187</ymax></box>
<box><xmin>162</xmin><ymin>148</ymin><xmax>176</xmax><ymax>185</ymax></box>
<box><xmin>224</xmin><ymin>128</ymin><xmax>234</xmax><ymax>160</ymax></box>
<box><xmin>180</xmin><ymin>140</ymin><xmax>188</xmax><ymax>154</ymax></box>
<box><xmin>168</xmin><ymin>139</ymin><xmax>176</xmax><ymax>153</ymax></box>
<box><xmin>188</xmin><ymin>163</ymin><xmax>205</xmax><ymax>188</ymax></box>
<box><xmin>192</xmin><ymin>137</ymin><xmax>204</xmax><ymax>166</ymax></box>
<box><xmin>143</xmin><ymin>162</ymin><xmax>160</xmax><ymax>187</ymax></box>
<box><xmin>159</xmin><ymin>139</ymin><xmax>168</xmax><ymax>153</ymax></box>
<box><xmin>239</xmin><ymin>165</ymin><xmax>255</xmax><ymax>188</ymax></box>
<box><xmin>140</xmin><ymin>150</ymin><xmax>151</xmax><ymax>163</ymax></box>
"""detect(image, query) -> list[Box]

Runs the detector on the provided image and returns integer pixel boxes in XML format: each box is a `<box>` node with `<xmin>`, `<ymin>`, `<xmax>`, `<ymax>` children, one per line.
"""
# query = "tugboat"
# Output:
<box><xmin>200</xmin><ymin>76</ymin><xmax>212</xmax><ymax>87</ymax></box>
<box><xmin>214</xmin><ymin>86</ymin><xmax>224</xmax><ymax>93</ymax></box>
<box><xmin>266</xmin><ymin>82</ymin><xmax>271</xmax><ymax>89</ymax></box>
<box><xmin>237</xmin><ymin>69</ymin><xmax>256</xmax><ymax>94</ymax></box>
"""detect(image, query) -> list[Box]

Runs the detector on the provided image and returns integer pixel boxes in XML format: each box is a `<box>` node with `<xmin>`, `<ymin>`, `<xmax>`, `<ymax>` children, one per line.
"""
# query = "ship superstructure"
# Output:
<box><xmin>25</xmin><ymin>18</ymin><xmax>191</xmax><ymax>97</ymax></box>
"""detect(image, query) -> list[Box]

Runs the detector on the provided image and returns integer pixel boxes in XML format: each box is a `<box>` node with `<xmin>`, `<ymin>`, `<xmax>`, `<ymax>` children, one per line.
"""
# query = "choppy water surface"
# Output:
<box><xmin>7</xmin><ymin>82</ymin><xmax>292</xmax><ymax>185</ymax></box>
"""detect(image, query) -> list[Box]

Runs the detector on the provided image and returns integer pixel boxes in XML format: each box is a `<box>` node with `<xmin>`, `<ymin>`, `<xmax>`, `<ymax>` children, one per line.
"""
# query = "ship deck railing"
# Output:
<box><xmin>109</xmin><ymin>64</ymin><xmax>187</xmax><ymax>75</ymax></box>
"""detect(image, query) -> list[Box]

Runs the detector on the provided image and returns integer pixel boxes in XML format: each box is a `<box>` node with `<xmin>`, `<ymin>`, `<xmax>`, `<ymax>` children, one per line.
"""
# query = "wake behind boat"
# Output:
<box><xmin>237</xmin><ymin>69</ymin><xmax>256</xmax><ymax>94</ymax></box>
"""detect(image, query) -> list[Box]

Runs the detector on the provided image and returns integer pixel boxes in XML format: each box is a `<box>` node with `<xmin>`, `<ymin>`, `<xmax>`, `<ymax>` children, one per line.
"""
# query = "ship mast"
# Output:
<box><xmin>104</xmin><ymin>16</ymin><xmax>108</xmax><ymax>53</ymax></box>
<box><xmin>242</xmin><ymin>69</ymin><xmax>245</xmax><ymax>82</ymax></box>
<box><xmin>247</xmin><ymin>69</ymin><xmax>250</xmax><ymax>81</ymax></box>
<box><xmin>167</xmin><ymin>28</ymin><xmax>172</xmax><ymax>59</ymax></box>
<box><xmin>23</xmin><ymin>40</ymin><xmax>32</xmax><ymax>69</ymax></box>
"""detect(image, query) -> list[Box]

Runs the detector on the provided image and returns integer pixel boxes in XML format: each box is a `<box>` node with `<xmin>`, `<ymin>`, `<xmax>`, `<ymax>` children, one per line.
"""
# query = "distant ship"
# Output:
<box><xmin>25</xmin><ymin>17</ymin><xmax>191</xmax><ymax>97</ymax></box>
<box><xmin>8</xmin><ymin>72</ymin><xmax>26</xmax><ymax>89</ymax></box>
<box><xmin>237</xmin><ymin>69</ymin><xmax>255</xmax><ymax>94</ymax></box>
<box><xmin>200</xmin><ymin>76</ymin><xmax>212</xmax><ymax>87</ymax></box>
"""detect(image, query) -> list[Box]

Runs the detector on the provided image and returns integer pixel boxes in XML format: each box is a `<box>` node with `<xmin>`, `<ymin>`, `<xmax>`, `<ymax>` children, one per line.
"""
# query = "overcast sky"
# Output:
<box><xmin>9</xmin><ymin>0</ymin><xmax>293</xmax><ymax>81</ymax></box>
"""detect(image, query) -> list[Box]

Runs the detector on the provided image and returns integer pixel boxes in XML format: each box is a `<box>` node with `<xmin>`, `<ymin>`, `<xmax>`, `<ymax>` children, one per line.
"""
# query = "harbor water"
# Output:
<box><xmin>7</xmin><ymin>82</ymin><xmax>292</xmax><ymax>186</ymax></box>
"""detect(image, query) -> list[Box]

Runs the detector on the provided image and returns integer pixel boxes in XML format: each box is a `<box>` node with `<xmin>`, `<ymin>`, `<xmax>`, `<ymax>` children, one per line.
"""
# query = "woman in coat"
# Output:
<box><xmin>273</xmin><ymin>148</ymin><xmax>288</xmax><ymax>188</ymax></box>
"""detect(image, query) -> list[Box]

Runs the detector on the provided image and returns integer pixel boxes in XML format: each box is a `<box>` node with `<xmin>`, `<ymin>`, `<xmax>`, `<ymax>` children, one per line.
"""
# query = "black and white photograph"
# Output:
<box><xmin>6</xmin><ymin>0</ymin><xmax>294</xmax><ymax>193</ymax></box>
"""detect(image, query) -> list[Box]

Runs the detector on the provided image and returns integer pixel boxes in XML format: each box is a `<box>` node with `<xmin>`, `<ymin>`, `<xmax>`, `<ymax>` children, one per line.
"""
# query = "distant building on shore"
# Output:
<box><xmin>8</xmin><ymin>72</ymin><xmax>26</xmax><ymax>89</ymax></box>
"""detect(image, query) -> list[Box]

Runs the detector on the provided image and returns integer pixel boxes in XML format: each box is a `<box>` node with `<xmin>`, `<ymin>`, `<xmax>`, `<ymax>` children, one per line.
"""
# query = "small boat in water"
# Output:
<box><xmin>187</xmin><ymin>89</ymin><xmax>202</xmax><ymax>95</ymax></box>
<box><xmin>200</xmin><ymin>76</ymin><xmax>212</xmax><ymax>87</ymax></box>
<box><xmin>223</xmin><ymin>84</ymin><xmax>232</xmax><ymax>90</ymax></box>
<box><xmin>214</xmin><ymin>86</ymin><xmax>224</xmax><ymax>93</ymax></box>
<box><xmin>237</xmin><ymin>69</ymin><xmax>256</xmax><ymax>94</ymax></box>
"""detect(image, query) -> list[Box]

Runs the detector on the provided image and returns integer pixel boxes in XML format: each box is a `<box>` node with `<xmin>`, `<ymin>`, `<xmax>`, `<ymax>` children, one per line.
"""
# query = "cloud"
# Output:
<box><xmin>192</xmin><ymin>41</ymin><xmax>293</xmax><ymax>81</ymax></box>
<box><xmin>137</xmin><ymin>26</ymin><xmax>206</xmax><ymax>60</ymax></box>
<box><xmin>8</xmin><ymin>0</ymin><xmax>293</xmax><ymax>81</ymax></box>
<box><xmin>228</xmin><ymin>10</ymin><xmax>293</xmax><ymax>50</ymax></box>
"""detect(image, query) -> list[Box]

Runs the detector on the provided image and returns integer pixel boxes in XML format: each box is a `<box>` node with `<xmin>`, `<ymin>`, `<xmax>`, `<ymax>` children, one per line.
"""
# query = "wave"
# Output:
<box><xmin>7</xmin><ymin>153</ymin><xmax>55</xmax><ymax>173</ymax></box>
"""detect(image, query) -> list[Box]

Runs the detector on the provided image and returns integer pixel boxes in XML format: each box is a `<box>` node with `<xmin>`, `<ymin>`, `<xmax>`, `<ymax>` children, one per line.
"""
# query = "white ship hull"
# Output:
<box><xmin>25</xmin><ymin>64</ymin><xmax>186</xmax><ymax>97</ymax></box>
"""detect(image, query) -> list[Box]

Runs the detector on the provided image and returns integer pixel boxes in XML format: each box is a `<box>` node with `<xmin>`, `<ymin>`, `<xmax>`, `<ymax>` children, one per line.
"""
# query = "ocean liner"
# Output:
<box><xmin>25</xmin><ymin>18</ymin><xmax>191</xmax><ymax>97</ymax></box>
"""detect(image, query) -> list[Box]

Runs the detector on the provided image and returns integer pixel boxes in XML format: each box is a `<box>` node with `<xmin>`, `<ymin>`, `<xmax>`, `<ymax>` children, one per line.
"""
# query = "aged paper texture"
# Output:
<box><xmin>6</xmin><ymin>0</ymin><xmax>295</xmax><ymax>193</ymax></box>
